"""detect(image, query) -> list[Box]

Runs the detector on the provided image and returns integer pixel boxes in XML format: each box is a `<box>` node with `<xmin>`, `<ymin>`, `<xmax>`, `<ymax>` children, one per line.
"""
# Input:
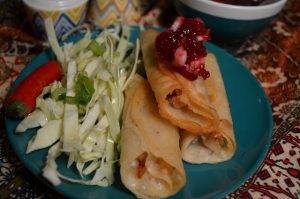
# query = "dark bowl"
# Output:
<box><xmin>175</xmin><ymin>0</ymin><xmax>287</xmax><ymax>42</ymax></box>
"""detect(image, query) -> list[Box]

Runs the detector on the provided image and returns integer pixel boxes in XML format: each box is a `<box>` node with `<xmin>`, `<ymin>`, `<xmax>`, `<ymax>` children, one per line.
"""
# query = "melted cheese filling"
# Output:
<box><xmin>185</xmin><ymin>135</ymin><xmax>230</xmax><ymax>163</ymax></box>
<box><xmin>127</xmin><ymin>153</ymin><xmax>183</xmax><ymax>198</ymax></box>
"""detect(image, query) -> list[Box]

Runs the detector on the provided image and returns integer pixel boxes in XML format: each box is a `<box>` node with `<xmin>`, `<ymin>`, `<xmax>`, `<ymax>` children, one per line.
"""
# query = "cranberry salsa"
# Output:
<box><xmin>155</xmin><ymin>17</ymin><xmax>211</xmax><ymax>81</ymax></box>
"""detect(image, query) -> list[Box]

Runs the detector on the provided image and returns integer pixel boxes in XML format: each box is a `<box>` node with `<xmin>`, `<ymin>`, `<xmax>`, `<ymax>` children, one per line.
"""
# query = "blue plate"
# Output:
<box><xmin>5</xmin><ymin>27</ymin><xmax>273</xmax><ymax>199</ymax></box>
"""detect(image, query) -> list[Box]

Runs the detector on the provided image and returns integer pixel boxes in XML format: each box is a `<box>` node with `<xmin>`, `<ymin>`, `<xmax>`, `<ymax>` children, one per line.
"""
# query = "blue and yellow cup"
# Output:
<box><xmin>88</xmin><ymin>0</ymin><xmax>141</xmax><ymax>28</ymax></box>
<box><xmin>22</xmin><ymin>0</ymin><xmax>88</xmax><ymax>40</ymax></box>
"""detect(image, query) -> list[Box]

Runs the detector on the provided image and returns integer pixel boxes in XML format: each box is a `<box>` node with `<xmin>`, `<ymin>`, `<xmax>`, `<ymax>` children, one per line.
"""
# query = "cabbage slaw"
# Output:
<box><xmin>16</xmin><ymin>18</ymin><xmax>140</xmax><ymax>187</ymax></box>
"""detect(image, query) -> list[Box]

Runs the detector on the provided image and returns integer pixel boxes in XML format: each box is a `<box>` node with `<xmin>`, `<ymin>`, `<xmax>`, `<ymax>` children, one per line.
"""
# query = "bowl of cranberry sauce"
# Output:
<box><xmin>211</xmin><ymin>0</ymin><xmax>279</xmax><ymax>6</ymax></box>
<box><xmin>174</xmin><ymin>0</ymin><xmax>287</xmax><ymax>42</ymax></box>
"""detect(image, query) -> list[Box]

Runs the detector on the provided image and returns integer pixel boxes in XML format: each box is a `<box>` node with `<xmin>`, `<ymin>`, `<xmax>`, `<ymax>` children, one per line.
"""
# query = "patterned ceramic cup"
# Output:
<box><xmin>22</xmin><ymin>0</ymin><xmax>88</xmax><ymax>40</ymax></box>
<box><xmin>88</xmin><ymin>0</ymin><xmax>141</xmax><ymax>28</ymax></box>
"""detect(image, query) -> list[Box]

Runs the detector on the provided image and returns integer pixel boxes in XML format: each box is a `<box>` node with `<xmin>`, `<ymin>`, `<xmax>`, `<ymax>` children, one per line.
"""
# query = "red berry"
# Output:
<box><xmin>155</xmin><ymin>17</ymin><xmax>210</xmax><ymax>80</ymax></box>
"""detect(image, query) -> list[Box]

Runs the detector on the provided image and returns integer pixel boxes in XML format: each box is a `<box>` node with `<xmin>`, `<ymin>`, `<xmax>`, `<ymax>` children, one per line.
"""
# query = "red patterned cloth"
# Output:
<box><xmin>226</xmin><ymin>1</ymin><xmax>300</xmax><ymax>198</ymax></box>
<box><xmin>0</xmin><ymin>56</ymin><xmax>26</xmax><ymax>108</ymax></box>
<box><xmin>0</xmin><ymin>0</ymin><xmax>299</xmax><ymax>198</ymax></box>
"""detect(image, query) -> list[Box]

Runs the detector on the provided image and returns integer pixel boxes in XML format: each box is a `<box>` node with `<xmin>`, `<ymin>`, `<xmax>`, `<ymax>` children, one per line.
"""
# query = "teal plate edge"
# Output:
<box><xmin>204</xmin><ymin>42</ymin><xmax>273</xmax><ymax>198</ymax></box>
<box><xmin>5</xmin><ymin>26</ymin><xmax>273</xmax><ymax>199</ymax></box>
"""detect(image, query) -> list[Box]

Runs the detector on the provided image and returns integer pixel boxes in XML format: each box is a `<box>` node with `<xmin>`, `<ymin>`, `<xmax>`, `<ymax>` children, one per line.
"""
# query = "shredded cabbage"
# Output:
<box><xmin>18</xmin><ymin>17</ymin><xmax>140</xmax><ymax>187</ymax></box>
<box><xmin>16</xmin><ymin>109</ymin><xmax>48</xmax><ymax>133</ymax></box>
<box><xmin>26</xmin><ymin>119</ymin><xmax>62</xmax><ymax>153</ymax></box>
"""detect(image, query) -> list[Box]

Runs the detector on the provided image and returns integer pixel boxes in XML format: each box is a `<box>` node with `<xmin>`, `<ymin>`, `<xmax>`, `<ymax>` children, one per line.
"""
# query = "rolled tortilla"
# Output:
<box><xmin>120</xmin><ymin>74</ymin><xmax>186</xmax><ymax>198</ymax></box>
<box><xmin>140</xmin><ymin>29</ymin><xmax>219</xmax><ymax>135</ymax></box>
<box><xmin>180</xmin><ymin>54</ymin><xmax>236</xmax><ymax>164</ymax></box>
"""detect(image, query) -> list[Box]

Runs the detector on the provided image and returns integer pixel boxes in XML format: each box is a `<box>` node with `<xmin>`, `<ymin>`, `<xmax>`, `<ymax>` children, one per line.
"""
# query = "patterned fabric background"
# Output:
<box><xmin>0</xmin><ymin>0</ymin><xmax>299</xmax><ymax>198</ymax></box>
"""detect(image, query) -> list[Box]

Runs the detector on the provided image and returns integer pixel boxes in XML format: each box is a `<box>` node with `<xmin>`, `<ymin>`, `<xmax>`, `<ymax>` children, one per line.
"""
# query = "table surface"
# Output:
<box><xmin>0</xmin><ymin>0</ymin><xmax>299</xmax><ymax>198</ymax></box>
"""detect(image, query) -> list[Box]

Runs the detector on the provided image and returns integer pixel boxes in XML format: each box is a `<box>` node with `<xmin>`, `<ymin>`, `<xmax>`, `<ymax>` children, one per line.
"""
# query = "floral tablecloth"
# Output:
<box><xmin>0</xmin><ymin>0</ymin><xmax>299</xmax><ymax>198</ymax></box>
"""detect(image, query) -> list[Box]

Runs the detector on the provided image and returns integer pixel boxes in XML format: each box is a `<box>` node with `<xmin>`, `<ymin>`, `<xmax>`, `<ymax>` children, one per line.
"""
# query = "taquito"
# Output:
<box><xmin>140</xmin><ymin>29</ymin><xmax>219</xmax><ymax>135</ymax></box>
<box><xmin>120</xmin><ymin>74</ymin><xmax>186</xmax><ymax>198</ymax></box>
<box><xmin>181</xmin><ymin>54</ymin><xmax>236</xmax><ymax>164</ymax></box>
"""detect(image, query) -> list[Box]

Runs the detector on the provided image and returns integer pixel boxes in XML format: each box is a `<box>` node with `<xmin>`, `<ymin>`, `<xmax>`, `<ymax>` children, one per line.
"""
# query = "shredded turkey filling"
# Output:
<box><xmin>192</xmin><ymin>133</ymin><xmax>228</xmax><ymax>149</ymax></box>
<box><xmin>137</xmin><ymin>152</ymin><xmax>148</xmax><ymax>179</ymax></box>
<box><xmin>212</xmin><ymin>134</ymin><xmax>228</xmax><ymax>148</ymax></box>
<box><xmin>136</xmin><ymin>152</ymin><xmax>175</xmax><ymax>180</ymax></box>
<box><xmin>166</xmin><ymin>89</ymin><xmax>186</xmax><ymax>108</ymax></box>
